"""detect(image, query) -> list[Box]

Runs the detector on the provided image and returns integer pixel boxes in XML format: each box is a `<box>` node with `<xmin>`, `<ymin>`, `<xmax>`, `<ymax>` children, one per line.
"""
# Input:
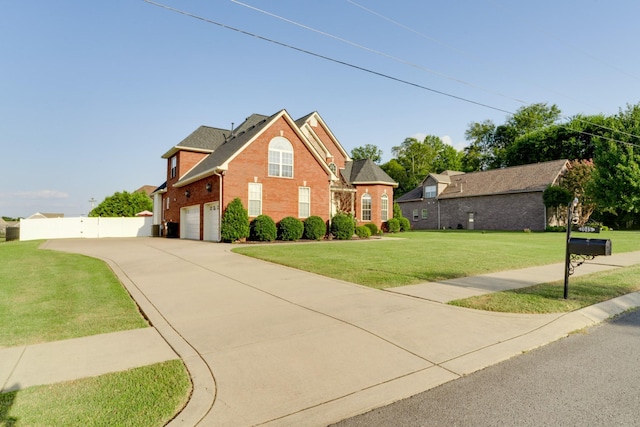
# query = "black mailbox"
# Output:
<box><xmin>568</xmin><ymin>238</ymin><xmax>611</xmax><ymax>256</ymax></box>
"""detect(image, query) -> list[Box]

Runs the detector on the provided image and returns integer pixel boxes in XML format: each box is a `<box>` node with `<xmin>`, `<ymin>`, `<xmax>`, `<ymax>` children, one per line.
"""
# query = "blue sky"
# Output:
<box><xmin>2</xmin><ymin>0</ymin><xmax>639</xmax><ymax>217</ymax></box>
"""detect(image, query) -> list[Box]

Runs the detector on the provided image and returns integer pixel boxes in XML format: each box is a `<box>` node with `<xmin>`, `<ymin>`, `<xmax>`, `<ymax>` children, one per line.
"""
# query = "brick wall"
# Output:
<box><xmin>400</xmin><ymin>192</ymin><xmax>547</xmax><ymax>231</ymax></box>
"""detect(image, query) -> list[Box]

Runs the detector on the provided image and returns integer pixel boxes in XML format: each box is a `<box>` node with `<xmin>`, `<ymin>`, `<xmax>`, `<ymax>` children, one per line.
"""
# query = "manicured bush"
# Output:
<box><xmin>545</xmin><ymin>225</ymin><xmax>566</xmax><ymax>232</ymax></box>
<box><xmin>330</xmin><ymin>213</ymin><xmax>355</xmax><ymax>240</ymax></box>
<box><xmin>364</xmin><ymin>222</ymin><xmax>378</xmax><ymax>235</ymax></box>
<box><xmin>386</xmin><ymin>218</ymin><xmax>400</xmax><ymax>233</ymax></box>
<box><xmin>355</xmin><ymin>225</ymin><xmax>371</xmax><ymax>239</ymax></box>
<box><xmin>250</xmin><ymin>215</ymin><xmax>277</xmax><ymax>242</ymax></box>
<box><xmin>278</xmin><ymin>216</ymin><xmax>304</xmax><ymax>241</ymax></box>
<box><xmin>393</xmin><ymin>202</ymin><xmax>403</xmax><ymax>219</ymax></box>
<box><xmin>398</xmin><ymin>217</ymin><xmax>411</xmax><ymax>232</ymax></box>
<box><xmin>220</xmin><ymin>198</ymin><xmax>249</xmax><ymax>242</ymax></box>
<box><xmin>303</xmin><ymin>216</ymin><xmax>327</xmax><ymax>240</ymax></box>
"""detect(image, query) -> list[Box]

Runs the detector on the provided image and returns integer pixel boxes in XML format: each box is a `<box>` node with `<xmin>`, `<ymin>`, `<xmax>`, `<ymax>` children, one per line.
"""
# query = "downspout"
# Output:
<box><xmin>214</xmin><ymin>170</ymin><xmax>224</xmax><ymax>242</ymax></box>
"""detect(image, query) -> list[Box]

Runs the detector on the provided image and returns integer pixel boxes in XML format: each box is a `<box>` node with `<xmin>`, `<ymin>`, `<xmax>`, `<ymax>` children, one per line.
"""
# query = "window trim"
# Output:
<box><xmin>425</xmin><ymin>185</ymin><xmax>437</xmax><ymax>198</ymax></box>
<box><xmin>361</xmin><ymin>193</ymin><xmax>372</xmax><ymax>221</ymax></box>
<box><xmin>421</xmin><ymin>208</ymin><xmax>428</xmax><ymax>219</ymax></box>
<box><xmin>248</xmin><ymin>182</ymin><xmax>262</xmax><ymax>217</ymax></box>
<box><xmin>268</xmin><ymin>137</ymin><xmax>294</xmax><ymax>178</ymax></box>
<box><xmin>170</xmin><ymin>155</ymin><xmax>177</xmax><ymax>178</ymax></box>
<box><xmin>412</xmin><ymin>209</ymin><xmax>419</xmax><ymax>221</ymax></box>
<box><xmin>298</xmin><ymin>187</ymin><xmax>310</xmax><ymax>218</ymax></box>
<box><xmin>381</xmin><ymin>194</ymin><xmax>389</xmax><ymax>221</ymax></box>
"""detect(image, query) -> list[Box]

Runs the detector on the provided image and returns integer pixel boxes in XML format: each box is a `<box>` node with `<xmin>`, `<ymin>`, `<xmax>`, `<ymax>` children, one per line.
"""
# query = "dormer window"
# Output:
<box><xmin>425</xmin><ymin>185</ymin><xmax>437</xmax><ymax>198</ymax></box>
<box><xmin>268</xmin><ymin>137</ymin><xmax>293</xmax><ymax>178</ymax></box>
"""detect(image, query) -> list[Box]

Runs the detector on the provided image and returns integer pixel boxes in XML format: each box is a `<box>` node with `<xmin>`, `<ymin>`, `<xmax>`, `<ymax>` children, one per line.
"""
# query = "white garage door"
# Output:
<box><xmin>181</xmin><ymin>205</ymin><xmax>200</xmax><ymax>240</ymax></box>
<box><xmin>203</xmin><ymin>202</ymin><xmax>220</xmax><ymax>242</ymax></box>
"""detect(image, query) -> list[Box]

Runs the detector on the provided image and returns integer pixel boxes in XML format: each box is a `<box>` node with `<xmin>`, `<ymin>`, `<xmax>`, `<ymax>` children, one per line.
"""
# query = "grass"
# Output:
<box><xmin>0</xmin><ymin>240</ymin><xmax>192</xmax><ymax>425</ymax></box>
<box><xmin>233</xmin><ymin>230</ymin><xmax>640</xmax><ymax>289</ymax></box>
<box><xmin>0</xmin><ymin>240</ymin><xmax>147</xmax><ymax>347</ymax></box>
<box><xmin>0</xmin><ymin>360</ymin><xmax>191</xmax><ymax>427</ymax></box>
<box><xmin>449</xmin><ymin>264</ymin><xmax>640</xmax><ymax>313</ymax></box>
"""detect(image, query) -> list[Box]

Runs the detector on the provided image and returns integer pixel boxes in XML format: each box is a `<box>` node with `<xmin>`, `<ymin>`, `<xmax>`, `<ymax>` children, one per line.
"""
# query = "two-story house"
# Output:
<box><xmin>152</xmin><ymin>109</ymin><xmax>397</xmax><ymax>241</ymax></box>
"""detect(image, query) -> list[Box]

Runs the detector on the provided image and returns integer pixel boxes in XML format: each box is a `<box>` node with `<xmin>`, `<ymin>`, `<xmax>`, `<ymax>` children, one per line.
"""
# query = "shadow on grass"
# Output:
<box><xmin>0</xmin><ymin>385</ymin><xmax>18</xmax><ymax>427</ymax></box>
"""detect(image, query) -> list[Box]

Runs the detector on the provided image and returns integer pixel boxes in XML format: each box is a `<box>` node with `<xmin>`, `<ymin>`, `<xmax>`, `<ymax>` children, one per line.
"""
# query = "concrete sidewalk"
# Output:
<box><xmin>5</xmin><ymin>238</ymin><xmax>640</xmax><ymax>427</ymax></box>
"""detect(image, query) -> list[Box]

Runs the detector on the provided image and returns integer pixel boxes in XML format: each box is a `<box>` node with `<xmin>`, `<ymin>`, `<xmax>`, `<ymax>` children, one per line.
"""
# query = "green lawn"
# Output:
<box><xmin>0</xmin><ymin>240</ymin><xmax>192</xmax><ymax>425</ymax></box>
<box><xmin>0</xmin><ymin>360</ymin><xmax>190</xmax><ymax>427</ymax></box>
<box><xmin>0</xmin><ymin>240</ymin><xmax>147</xmax><ymax>347</ymax></box>
<box><xmin>233</xmin><ymin>230</ymin><xmax>640</xmax><ymax>289</ymax></box>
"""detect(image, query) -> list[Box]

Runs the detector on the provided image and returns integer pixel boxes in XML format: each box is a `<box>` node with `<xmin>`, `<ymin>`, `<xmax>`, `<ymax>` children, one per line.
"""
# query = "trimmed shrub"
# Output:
<box><xmin>364</xmin><ymin>222</ymin><xmax>378</xmax><ymax>235</ymax></box>
<box><xmin>398</xmin><ymin>217</ymin><xmax>411</xmax><ymax>232</ymax></box>
<box><xmin>303</xmin><ymin>216</ymin><xmax>327</xmax><ymax>240</ymax></box>
<box><xmin>250</xmin><ymin>215</ymin><xmax>277</xmax><ymax>242</ymax></box>
<box><xmin>220</xmin><ymin>198</ymin><xmax>250</xmax><ymax>242</ymax></box>
<box><xmin>355</xmin><ymin>225</ymin><xmax>371</xmax><ymax>239</ymax></box>
<box><xmin>386</xmin><ymin>218</ymin><xmax>400</xmax><ymax>233</ymax></box>
<box><xmin>278</xmin><ymin>216</ymin><xmax>304</xmax><ymax>241</ymax></box>
<box><xmin>393</xmin><ymin>202</ymin><xmax>403</xmax><ymax>219</ymax></box>
<box><xmin>330</xmin><ymin>213</ymin><xmax>355</xmax><ymax>240</ymax></box>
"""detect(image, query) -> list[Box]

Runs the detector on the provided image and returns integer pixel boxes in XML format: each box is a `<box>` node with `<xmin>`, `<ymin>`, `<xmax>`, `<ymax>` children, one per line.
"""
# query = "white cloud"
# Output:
<box><xmin>441</xmin><ymin>135</ymin><xmax>467</xmax><ymax>151</ymax></box>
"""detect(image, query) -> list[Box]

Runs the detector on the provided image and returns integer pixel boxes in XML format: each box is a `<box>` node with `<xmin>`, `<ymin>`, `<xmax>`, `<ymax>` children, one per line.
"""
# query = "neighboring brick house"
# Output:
<box><xmin>396</xmin><ymin>159</ymin><xmax>569</xmax><ymax>231</ymax></box>
<box><xmin>152</xmin><ymin>109</ymin><xmax>397</xmax><ymax>241</ymax></box>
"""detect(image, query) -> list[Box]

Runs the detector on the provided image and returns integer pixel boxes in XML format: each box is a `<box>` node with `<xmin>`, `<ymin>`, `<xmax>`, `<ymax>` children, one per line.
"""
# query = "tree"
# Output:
<box><xmin>380</xmin><ymin>159</ymin><xmax>410</xmax><ymax>197</ymax></box>
<box><xmin>89</xmin><ymin>190</ymin><xmax>152</xmax><ymax>217</ymax></box>
<box><xmin>560</xmin><ymin>159</ymin><xmax>596</xmax><ymax>226</ymax></box>
<box><xmin>543</xmin><ymin>185</ymin><xmax>573</xmax><ymax>226</ymax></box>
<box><xmin>463</xmin><ymin>103</ymin><xmax>561</xmax><ymax>170</ymax></box>
<box><xmin>351</xmin><ymin>144</ymin><xmax>383</xmax><ymax>163</ymax></box>
<box><xmin>591</xmin><ymin>104</ymin><xmax>640</xmax><ymax>216</ymax></box>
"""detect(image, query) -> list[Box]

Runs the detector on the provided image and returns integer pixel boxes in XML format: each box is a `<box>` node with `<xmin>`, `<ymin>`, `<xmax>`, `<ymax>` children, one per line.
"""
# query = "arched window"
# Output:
<box><xmin>381</xmin><ymin>194</ymin><xmax>389</xmax><ymax>221</ymax></box>
<box><xmin>268</xmin><ymin>137</ymin><xmax>293</xmax><ymax>178</ymax></box>
<box><xmin>361</xmin><ymin>193</ymin><xmax>372</xmax><ymax>221</ymax></box>
<box><xmin>328</xmin><ymin>162</ymin><xmax>337</xmax><ymax>174</ymax></box>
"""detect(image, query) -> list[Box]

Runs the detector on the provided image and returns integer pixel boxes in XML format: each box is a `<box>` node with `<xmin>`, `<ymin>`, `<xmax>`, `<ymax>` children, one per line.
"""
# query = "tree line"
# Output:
<box><xmin>351</xmin><ymin>102</ymin><xmax>640</xmax><ymax>229</ymax></box>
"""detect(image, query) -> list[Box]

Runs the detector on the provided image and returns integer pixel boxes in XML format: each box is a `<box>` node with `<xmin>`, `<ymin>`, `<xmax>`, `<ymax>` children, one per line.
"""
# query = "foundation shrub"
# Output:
<box><xmin>278</xmin><ymin>216</ymin><xmax>304</xmax><ymax>241</ymax></box>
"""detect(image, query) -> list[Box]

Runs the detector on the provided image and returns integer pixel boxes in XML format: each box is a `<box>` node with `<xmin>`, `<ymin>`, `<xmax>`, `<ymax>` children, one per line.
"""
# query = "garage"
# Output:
<box><xmin>180</xmin><ymin>205</ymin><xmax>200</xmax><ymax>240</ymax></box>
<box><xmin>203</xmin><ymin>202</ymin><xmax>220</xmax><ymax>242</ymax></box>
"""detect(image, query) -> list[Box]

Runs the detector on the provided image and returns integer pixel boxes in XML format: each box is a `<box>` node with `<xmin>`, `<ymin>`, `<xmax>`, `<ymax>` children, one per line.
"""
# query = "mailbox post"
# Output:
<box><xmin>563</xmin><ymin>198</ymin><xmax>612</xmax><ymax>299</ymax></box>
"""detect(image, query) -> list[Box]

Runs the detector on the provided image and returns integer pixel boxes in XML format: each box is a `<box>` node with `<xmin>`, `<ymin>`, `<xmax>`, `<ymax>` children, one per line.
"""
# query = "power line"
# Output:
<box><xmin>230</xmin><ymin>0</ymin><xmax>527</xmax><ymax>105</ymax></box>
<box><xmin>143</xmin><ymin>1</ymin><xmax>640</xmax><ymax>149</ymax></box>
<box><xmin>143</xmin><ymin>0</ymin><xmax>514</xmax><ymax>114</ymax></box>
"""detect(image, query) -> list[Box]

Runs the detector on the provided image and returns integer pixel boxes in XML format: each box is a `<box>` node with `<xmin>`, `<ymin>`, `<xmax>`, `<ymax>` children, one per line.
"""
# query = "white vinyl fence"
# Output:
<box><xmin>19</xmin><ymin>217</ymin><xmax>153</xmax><ymax>241</ymax></box>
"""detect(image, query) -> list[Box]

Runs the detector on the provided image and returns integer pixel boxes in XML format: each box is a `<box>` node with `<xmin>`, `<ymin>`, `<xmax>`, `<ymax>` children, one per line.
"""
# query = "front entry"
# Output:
<box><xmin>203</xmin><ymin>202</ymin><xmax>220</xmax><ymax>242</ymax></box>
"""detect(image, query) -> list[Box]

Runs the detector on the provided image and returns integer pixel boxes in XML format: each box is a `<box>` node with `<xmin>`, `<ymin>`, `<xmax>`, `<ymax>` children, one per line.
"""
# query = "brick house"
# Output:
<box><xmin>152</xmin><ymin>109</ymin><xmax>397</xmax><ymax>241</ymax></box>
<box><xmin>396</xmin><ymin>159</ymin><xmax>568</xmax><ymax>231</ymax></box>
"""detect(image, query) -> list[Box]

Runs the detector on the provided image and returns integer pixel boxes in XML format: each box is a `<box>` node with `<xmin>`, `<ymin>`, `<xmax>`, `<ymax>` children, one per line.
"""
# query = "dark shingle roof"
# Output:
<box><xmin>342</xmin><ymin>159</ymin><xmax>397</xmax><ymax>186</ymax></box>
<box><xmin>439</xmin><ymin>159</ymin><xmax>567</xmax><ymax>199</ymax></box>
<box><xmin>176</xmin><ymin>112</ymin><xmax>278</xmax><ymax>185</ymax></box>
<box><xmin>176</xmin><ymin>126</ymin><xmax>228</xmax><ymax>151</ymax></box>
<box><xmin>397</xmin><ymin>159</ymin><xmax>567</xmax><ymax>202</ymax></box>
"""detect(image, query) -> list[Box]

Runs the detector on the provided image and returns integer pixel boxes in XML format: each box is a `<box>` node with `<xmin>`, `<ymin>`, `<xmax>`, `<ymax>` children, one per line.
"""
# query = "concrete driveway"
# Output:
<box><xmin>44</xmin><ymin>238</ymin><xmax>640</xmax><ymax>426</ymax></box>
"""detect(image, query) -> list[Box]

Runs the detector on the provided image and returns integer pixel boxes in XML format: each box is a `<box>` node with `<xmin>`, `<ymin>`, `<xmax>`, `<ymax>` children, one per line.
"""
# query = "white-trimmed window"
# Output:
<box><xmin>421</xmin><ymin>209</ymin><xmax>428</xmax><ymax>219</ymax></box>
<box><xmin>170</xmin><ymin>155</ymin><xmax>177</xmax><ymax>178</ymax></box>
<box><xmin>328</xmin><ymin>162</ymin><xmax>337</xmax><ymax>174</ymax></box>
<box><xmin>299</xmin><ymin>187</ymin><xmax>310</xmax><ymax>218</ymax></box>
<box><xmin>248</xmin><ymin>183</ymin><xmax>262</xmax><ymax>216</ymax></box>
<box><xmin>268</xmin><ymin>137</ymin><xmax>293</xmax><ymax>178</ymax></box>
<box><xmin>412</xmin><ymin>209</ymin><xmax>419</xmax><ymax>221</ymax></box>
<box><xmin>424</xmin><ymin>185</ymin><xmax>437</xmax><ymax>198</ymax></box>
<box><xmin>381</xmin><ymin>194</ymin><xmax>389</xmax><ymax>221</ymax></box>
<box><xmin>361</xmin><ymin>193</ymin><xmax>372</xmax><ymax>221</ymax></box>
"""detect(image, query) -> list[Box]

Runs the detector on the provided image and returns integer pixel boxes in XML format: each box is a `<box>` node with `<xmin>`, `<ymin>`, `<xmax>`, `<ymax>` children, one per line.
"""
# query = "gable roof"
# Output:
<box><xmin>342</xmin><ymin>159</ymin><xmax>398</xmax><ymax>187</ymax></box>
<box><xmin>173</xmin><ymin>110</ymin><xmax>335</xmax><ymax>187</ymax></box>
<box><xmin>397</xmin><ymin>159</ymin><xmax>568</xmax><ymax>202</ymax></box>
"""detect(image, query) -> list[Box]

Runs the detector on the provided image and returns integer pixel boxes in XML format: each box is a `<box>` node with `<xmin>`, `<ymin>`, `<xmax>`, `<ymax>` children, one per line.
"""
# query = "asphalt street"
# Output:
<box><xmin>333</xmin><ymin>308</ymin><xmax>640</xmax><ymax>427</ymax></box>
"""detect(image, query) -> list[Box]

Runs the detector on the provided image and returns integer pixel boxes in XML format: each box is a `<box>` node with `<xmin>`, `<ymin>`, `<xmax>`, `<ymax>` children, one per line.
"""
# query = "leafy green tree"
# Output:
<box><xmin>220</xmin><ymin>198</ymin><xmax>250</xmax><ymax>242</ymax></box>
<box><xmin>561</xmin><ymin>159</ymin><xmax>596</xmax><ymax>225</ymax></box>
<box><xmin>591</xmin><ymin>104</ymin><xmax>640</xmax><ymax>216</ymax></box>
<box><xmin>463</xmin><ymin>103</ymin><xmax>561</xmax><ymax>169</ymax></box>
<box><xmin>351</xmin><ymin>144</ymin><xmax>383</xmax><ymax>163</ymax></box>
<box><xmin>89</xmin><ymin>190</ymin><xmax>152</xmax><ymax>217</ymax></box>
<box><xmin>380</xmin><ymin>159</ymin><xmax>410</xmax><ymax>197</ymax></box>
